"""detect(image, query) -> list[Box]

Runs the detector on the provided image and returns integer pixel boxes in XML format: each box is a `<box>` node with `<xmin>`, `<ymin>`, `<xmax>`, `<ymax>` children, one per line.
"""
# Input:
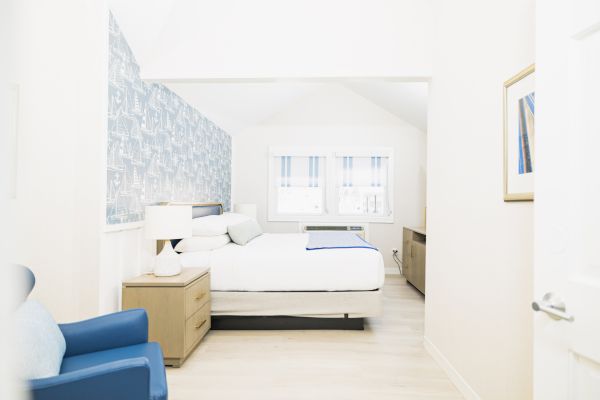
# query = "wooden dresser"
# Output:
<box><xmin>122</xmin><ymin>268</ymin><xmax>211</xmax><ymax>367</ymax></box>
<box><xmin>402</xmin><ymin>227</ymin><xmax>426</xmax><ymax>295</ymax></box>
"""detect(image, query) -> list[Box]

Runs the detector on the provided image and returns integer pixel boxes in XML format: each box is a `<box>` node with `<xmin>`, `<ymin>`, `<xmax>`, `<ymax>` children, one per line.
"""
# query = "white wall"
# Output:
<box><xmin>10</xmin><ymin>0</ymin><xmax>108</xmax><ymax>322</ymax></box>
<box><xmin>425</xmin><ymin>1</ymin><xmax>534</xmax><ymax>399</ymax></box>
<box><xmin>1</xmin><ymin>1</ymin><xmax>24</xmax><ymax>397</ymax></box>
<box><xmin>98</xmin><ymin>228</ymin><xmax>156</xmax><ymax>314</ymax></box>
<box><xmin>233</xmin><ymin>84</ymin><xmax>427</xmax><ymax>269</ymax></box>
<box><xmin>9</xmin><ymin>0</ymin><xmax>160</xmax><ymax>320</ymax></box>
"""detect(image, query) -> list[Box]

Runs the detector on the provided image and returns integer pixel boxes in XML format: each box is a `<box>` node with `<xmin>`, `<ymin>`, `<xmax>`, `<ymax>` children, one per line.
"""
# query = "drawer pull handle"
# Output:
<box><xmin>195</xmin><ymin>293</ymin><xmax>205</xmax><ymax>301</ymax></box>
<box><xmin>195</xmin><ymin>320</ymin><xmax>207</xmax><ymax>330</ymax></box>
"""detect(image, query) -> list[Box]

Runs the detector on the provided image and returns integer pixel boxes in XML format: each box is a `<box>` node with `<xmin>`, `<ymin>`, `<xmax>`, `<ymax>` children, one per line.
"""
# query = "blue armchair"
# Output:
<box><xmin>17</xmin><ymin>266</ymin><xmax>168</xmax><ymax>400</ymax></box>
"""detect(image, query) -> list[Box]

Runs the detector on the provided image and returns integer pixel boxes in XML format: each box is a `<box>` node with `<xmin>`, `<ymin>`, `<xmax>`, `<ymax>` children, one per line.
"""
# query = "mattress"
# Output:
<box><xmin>180</xmin><ymin>233</ymin><xmax>385</xmax><ymax>292</ymax></box>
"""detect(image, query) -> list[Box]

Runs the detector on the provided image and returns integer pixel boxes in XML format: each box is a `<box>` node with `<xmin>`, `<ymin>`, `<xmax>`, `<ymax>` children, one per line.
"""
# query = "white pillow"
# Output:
<box><xmin>191</xmin><ymin>213</ymin><xmax>251</xmax><ymax>236</ymax></box>
<box><xmin>228</xmin><ymin>220</ymin><xmax>263</xmax><ymax>245</ymax></box>
<box><xmin>174</xmin><ymin>234</ymin><xmax>231</xmax><ymax>252</ymax></box>
<box><xmin>14</xmin><ymin>300</ymin><xmax>66</xmax><ymax>380</ymax></box>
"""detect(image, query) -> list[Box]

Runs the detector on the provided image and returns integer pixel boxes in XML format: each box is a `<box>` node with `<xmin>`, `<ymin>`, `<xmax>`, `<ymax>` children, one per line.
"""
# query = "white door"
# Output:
<box><xmin>534</xmin><ymin>1</ymin><xmax>600</xmax><ymax>399</ymax></box>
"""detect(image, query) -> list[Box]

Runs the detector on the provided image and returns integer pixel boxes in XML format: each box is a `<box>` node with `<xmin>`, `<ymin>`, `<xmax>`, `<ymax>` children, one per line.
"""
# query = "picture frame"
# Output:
<box><xmin>503</xmin><ymin>64</ymin><xmax>535</xmax><ymax>201</ymax></box>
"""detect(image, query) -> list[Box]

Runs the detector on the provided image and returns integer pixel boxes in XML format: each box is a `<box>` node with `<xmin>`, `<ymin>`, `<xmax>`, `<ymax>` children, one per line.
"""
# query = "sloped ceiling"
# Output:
<box><xmin>109</xmin><ymin>0</ymin><xmax>433</xmax><ymax>79</ymax></box>
<box><xmin>345</xmin><ymin>81</ymin><xmax>428</xmax><ymax>132</ymax></box>
<box><xmin>165</xmin><ymin>81</ymin><xmax>428</xmax><ymax>135</ymax></box>
<box><xmin>163</xmin><ymin>82</ymin><xmax>326</xmax><ymax>134</ymax></box>
<box><xmin>108</xmin><ymin>0</ymin><xmax>429</xmax><ymax>135</ymax></box>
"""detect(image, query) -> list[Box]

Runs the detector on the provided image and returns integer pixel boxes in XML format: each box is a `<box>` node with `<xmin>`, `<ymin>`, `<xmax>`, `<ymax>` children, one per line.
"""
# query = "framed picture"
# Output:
<box><xmin>503</xmin><ymin>64</ymin><xmax>535</xmax><ymax>201</ymax></box>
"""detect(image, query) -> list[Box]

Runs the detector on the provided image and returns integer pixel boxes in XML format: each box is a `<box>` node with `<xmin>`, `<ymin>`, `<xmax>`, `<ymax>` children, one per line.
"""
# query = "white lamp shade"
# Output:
<box><xmin>234</xmin><ymin>203</ymin><xmax>257</xmax><ymax>220</ymax></box>
<box><xmin>144</xmin><ymin>205</ymin><xmax>192</xmax><ymax>240</ymax></box>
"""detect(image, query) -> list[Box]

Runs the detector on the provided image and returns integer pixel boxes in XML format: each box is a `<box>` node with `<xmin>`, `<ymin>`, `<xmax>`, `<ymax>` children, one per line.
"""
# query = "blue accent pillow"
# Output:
<box><xmin>14</xmin><ymin>300</ymin><xmax>66</xmax><ymax>379</ymax></box>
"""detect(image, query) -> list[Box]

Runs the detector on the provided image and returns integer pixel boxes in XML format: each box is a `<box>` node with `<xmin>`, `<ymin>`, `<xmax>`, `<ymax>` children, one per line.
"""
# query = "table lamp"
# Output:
<box><xmin>144</xmin><ymin>205</ymin><xmax>192</xmax><ymax>276</ymax></box>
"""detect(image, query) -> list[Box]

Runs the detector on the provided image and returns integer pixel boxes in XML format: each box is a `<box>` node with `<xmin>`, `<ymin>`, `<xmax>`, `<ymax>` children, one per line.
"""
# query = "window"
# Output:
<box><xmin>336</xmin><ymin>156</ymin><xmax>390</xmax><ymax>216</ymax></box>
<box><xmin>275</xmin><ymin>156</ymin><xmax>325</xmax><ymax>215</ymax></box>
<box><xmin>268</xmin><ymin>147</ymin><xmax>393</xmax><ymax>222</ymax></box>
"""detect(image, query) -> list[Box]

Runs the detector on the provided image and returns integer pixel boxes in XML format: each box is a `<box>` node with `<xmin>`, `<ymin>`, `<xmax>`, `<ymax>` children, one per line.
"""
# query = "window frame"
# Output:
<box><xmin>268</xmin><ymin>146</ymin><xmax>394</xmax><ymax>223</ymax></box>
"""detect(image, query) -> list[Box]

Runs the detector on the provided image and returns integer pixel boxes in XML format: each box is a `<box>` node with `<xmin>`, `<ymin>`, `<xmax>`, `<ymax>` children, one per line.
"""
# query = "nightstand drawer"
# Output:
<box><xmin>185</xmin><ymin>274</ymin><xmax>210</xmax><ymax>318</ymax></box>
<box><xmin>185</xmin><ymin>302</ymin><xmax>210</xmax><ymax>352</ymax></box>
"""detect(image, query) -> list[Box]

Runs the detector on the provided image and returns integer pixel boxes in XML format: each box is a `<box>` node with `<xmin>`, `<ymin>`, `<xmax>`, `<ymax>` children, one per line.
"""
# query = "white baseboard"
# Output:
<box><xmin>424</xmin><ymin>336</ymin><xmax>481</xmax><ymax>400</ymax></box>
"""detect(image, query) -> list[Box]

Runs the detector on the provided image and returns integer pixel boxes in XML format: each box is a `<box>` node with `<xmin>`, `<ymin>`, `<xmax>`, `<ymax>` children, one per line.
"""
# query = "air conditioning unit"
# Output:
<box><xmin>299</xmin><ymin>222</ymin><xmax>369</xmax><ymax>240</ymax></box>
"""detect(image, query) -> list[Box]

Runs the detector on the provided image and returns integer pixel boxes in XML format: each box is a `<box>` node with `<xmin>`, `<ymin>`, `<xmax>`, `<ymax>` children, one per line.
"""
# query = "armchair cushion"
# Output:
<box><xmin>15</xmin><ymin>300</ymin><xmax>66</xmax><ymax>379</ymax></box>
<box><xmin>59</xmin><ymin>342</ymin><xmax>167</xmax><ymax>400</ymax></box>
<box><xmin>60</xmin><ymin>308</ymin><xmax>148</xmax><ymax>357</ymax></box>
<box><xmin>30</xmin><ymin>357</ymin><xmax>151</xmax><ymax>400</ymax></box>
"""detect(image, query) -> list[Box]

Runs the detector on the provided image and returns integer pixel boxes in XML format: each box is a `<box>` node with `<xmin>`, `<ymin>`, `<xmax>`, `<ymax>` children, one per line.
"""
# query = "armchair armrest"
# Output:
<box><xmin>30</xmin><ymin>358</ymin><xmax>150</xmax><ymax>400</ymax></box>
<box><xmin>60</xmin><ymin>309</ymin><xmax>148</xmax><ymax>357</ymax></box>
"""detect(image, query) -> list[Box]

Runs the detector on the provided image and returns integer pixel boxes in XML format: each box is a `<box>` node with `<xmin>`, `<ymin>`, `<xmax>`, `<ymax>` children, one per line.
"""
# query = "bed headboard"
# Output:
<box><xmin>161</xmin><ymin>202</ymin><xmax>224</xmax><ymax>250</ymax></box>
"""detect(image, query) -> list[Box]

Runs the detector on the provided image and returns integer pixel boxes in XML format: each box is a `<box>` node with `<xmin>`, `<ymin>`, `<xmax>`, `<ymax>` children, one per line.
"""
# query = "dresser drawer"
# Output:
<box><xmin>185</xmin><ymin>302</ymin><xmax>210</xmax><ymax>352</ymax></box>
<box><xmin>185</xmin><ymin>274</ymin><xmax>210</xmax><ymax>319</ymax></box>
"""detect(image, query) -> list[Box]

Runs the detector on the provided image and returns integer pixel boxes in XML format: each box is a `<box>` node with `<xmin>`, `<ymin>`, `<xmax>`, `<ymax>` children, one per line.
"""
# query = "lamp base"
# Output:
<box><xmin>154</xmin><ymin>241</ymin><xmax>182</xmax><ymax>277</ymax></box>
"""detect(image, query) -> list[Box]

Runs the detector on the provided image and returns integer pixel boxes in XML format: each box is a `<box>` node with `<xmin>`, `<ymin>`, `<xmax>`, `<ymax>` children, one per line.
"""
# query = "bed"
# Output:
<box><xmin>171</xmin><ymin>203</ymin><xmax>385</xmax><ymax>330</ymax></box>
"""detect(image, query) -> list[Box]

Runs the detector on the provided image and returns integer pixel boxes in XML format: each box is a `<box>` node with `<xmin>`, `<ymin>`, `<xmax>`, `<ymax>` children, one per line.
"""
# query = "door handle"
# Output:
<box><xmin>531</xmin><ymin>292</ymin><xmax>574</xmax><ymax>322</ymax></box>
<box><xmin>195</xmin><ymin>319</ymin><xmax>207</xmax><ymax>330</ymax></box>
<box><xmin>195</xmin><ymin>293</ymin><xmax>205</xmax><ymax>301</ymax></box>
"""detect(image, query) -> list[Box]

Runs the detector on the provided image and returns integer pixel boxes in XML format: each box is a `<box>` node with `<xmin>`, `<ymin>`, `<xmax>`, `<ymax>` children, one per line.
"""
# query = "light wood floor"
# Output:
<box><xmin>166</xmin><ymin>275</ymin><xmax>463</xmax><ymax>400</ymax></box>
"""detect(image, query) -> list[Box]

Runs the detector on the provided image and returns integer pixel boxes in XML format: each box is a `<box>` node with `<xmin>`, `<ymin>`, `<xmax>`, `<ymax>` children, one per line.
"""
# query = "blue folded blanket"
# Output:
<box><xmin>306</xmin><ymin>231</ymin><xmax>378</xmax><ymax>251</ymax></box>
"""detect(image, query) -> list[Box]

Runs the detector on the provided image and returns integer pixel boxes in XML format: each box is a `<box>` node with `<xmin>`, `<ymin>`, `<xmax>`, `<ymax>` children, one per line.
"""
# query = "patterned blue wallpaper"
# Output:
<box><xmin>107</xmin><ymin>13</ymin><xmax>231</xmax><ymax>224</ymax></box>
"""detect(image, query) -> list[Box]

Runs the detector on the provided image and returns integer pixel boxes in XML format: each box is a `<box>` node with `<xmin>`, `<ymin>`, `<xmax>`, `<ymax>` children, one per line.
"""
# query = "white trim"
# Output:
<box><xmin>100</xmin><ymin>7</ymin><xmax>111</xmax><ymax>231</ymax></box>
<box><xmin>385</xmin><ymin>266</ymin><xmax>400</xmax><ymax>275</ymax></box>
<box><xmin>423</xmin><ymin>336</ymin><xmax>481</xmax><ymax>400</ymax></box>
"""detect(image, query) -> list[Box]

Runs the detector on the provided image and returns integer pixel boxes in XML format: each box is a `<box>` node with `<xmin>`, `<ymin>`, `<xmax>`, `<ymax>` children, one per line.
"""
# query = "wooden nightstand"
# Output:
<box><xmin>122</xmin><ymin>268</ymin><xmax>211</xmax><ymax>367</ymax></box>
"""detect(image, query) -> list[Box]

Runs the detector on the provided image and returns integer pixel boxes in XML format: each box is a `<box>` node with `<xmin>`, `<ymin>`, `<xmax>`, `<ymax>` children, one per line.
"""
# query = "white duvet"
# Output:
<box><xmin>180</xmin><ymin>233</ymin><xmax>385</xmax><ymax>292</ymax></box>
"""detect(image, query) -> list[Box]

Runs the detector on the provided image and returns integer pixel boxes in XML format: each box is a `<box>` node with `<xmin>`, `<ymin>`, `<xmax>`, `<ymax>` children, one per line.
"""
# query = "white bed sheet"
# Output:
<box><xmin>180</xmin><ymin>233</ymin><xmax>385</xmax><ymax>292</ymax></box>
